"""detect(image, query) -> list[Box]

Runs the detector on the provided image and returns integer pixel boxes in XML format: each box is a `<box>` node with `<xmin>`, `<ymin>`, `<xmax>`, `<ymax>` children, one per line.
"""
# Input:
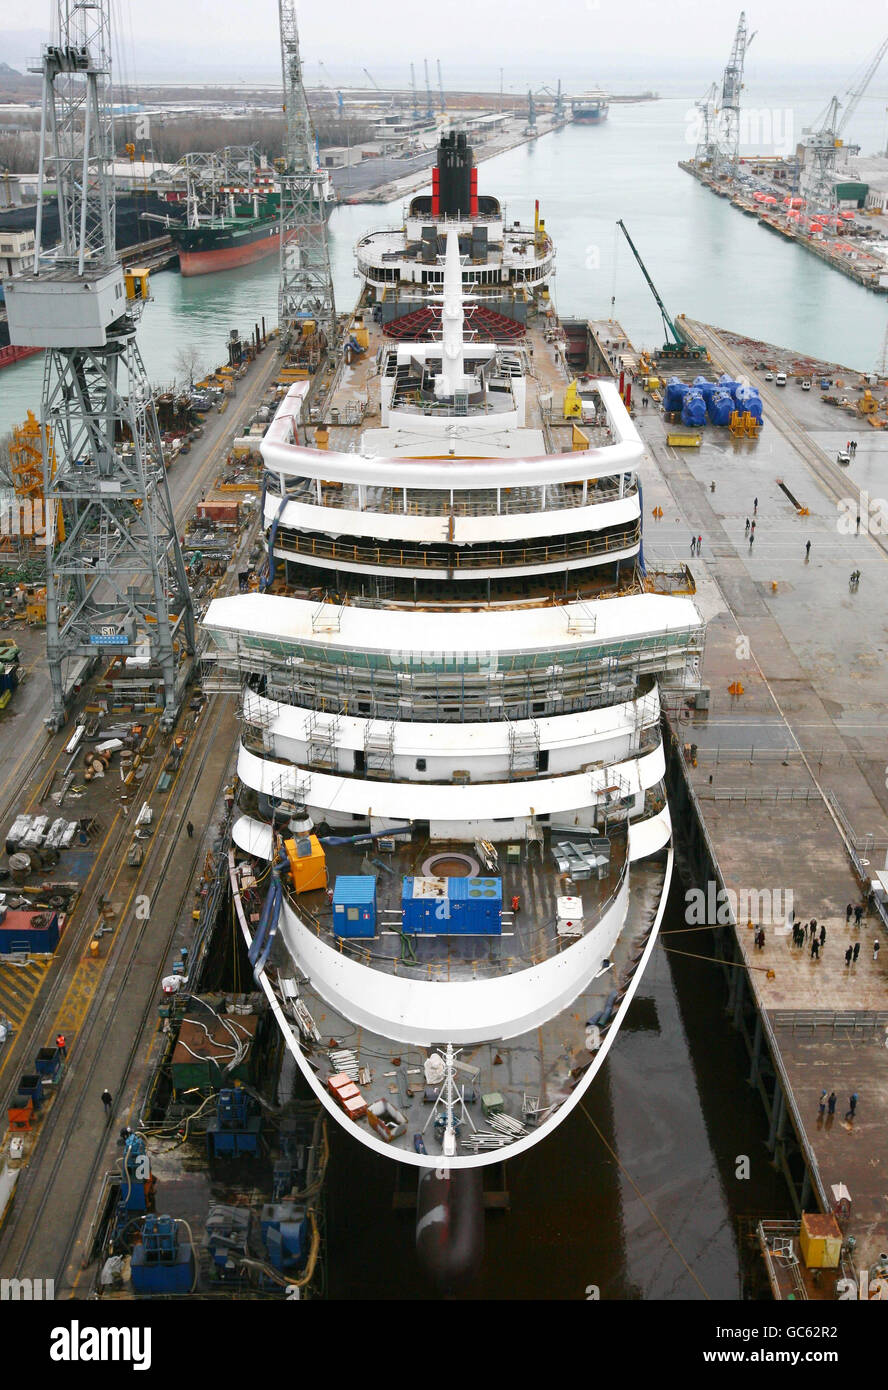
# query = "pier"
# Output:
<box><xmin>636</xmin><ymin>320</ymin><xmax>888</xmax><ymax>1274</ymax></box>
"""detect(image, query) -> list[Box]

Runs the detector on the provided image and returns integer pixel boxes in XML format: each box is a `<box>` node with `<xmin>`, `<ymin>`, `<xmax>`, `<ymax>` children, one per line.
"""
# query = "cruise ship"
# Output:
<box><xmin>203</xmin><ymin>132</ymin><xmax>704</xmax><ymax>1170</ymax></box>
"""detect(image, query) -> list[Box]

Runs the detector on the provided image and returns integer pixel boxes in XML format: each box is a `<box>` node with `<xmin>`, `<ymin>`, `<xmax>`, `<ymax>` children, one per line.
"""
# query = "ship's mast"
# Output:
<box><xmin>278</xmin><ymin>0</ymin><xmax>337</xmax><ymax>356</ymax></box>
<box><xmin>5</xmin><ymin>0</ymin><xmax>194</xmax><ymax>731</ymax></box>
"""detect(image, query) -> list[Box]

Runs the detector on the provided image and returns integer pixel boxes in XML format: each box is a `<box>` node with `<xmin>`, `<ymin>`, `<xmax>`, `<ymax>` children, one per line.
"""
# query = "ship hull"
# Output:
<box><xmin>177</xmin><ymin>227</ymin><xmax>281</xmax><ymax>277</ymax></box>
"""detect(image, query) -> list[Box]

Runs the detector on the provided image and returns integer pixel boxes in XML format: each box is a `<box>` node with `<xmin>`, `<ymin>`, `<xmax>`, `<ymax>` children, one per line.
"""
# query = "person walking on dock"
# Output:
<box><xmin>186</xmin><ymin>821</ymin><xmax>194</xmax><ymax>839</ymax></box>
<box><xmin>690</xmin><ymin>535</ymin><xmax>696</xmax><ymax>556</ymax></box>
<box><xmin>805</xmin><ymin>540</ymin><xmax>811</xmax><ymax>559</ymax></box>
<box><xmin>753</xmin><ymin>497</ymin><xmax>758</xmax><ymax>515</ymax></box>
<box><xmin>819</xmin><ymin>923</ymin><xmax>826</xmax><ymax>949</ymax></box>
<box><xmin>855</xmin><ymin>904</ymin><xmax>864</xmax><ymax>927</ymax></box>
<box><xmin>845</xmin><ymin>945</ymin><xmax>853</xmax><ymax>967</ymax></box>
<box><xmin>873</xmin><ymin>939</ymin><xmax>881</xmax><ymax>964</ymax></box>
<box><xmin>846</xmin><ymin>903</ymin><xmax>853</xmax><ymax>923</ymax></box>
<box><xmin>745</xmin><ymin>517</ymin><xmax>750</xmax><ymax>536</ymax></box>
<box><xmin>101</xmin><ymin>1088</ymin><xmax>113</xmax><ymax>1120</ymax></box>
<box><xmin>828</xmin><ymin>1091</ymin><xmax>837</xmax><ymax>1117</ymax></box>
<box><xmin>853</xmin><ymin>941</ymin><xmax>861</xmax><ymax>963</ymax></box>
<box><xmin>818</xmin><ymin>1090</ymin><xmax>827</xmax><ymax>1118</ymax></box>
<box><xmin>56</xmin><ymin>1032</ymin><xmax>66</xmax><ymax>1058</ymax></box>
<box><xmin>749</xmin><ymin>533</ymin><xmax>754</xmax><ymax>551</ymax></box>
<box><xmin>697</xmin><ymin>535</ymin><xmax>703</xmax><ymax>556</ymax></box>
<box><xmin>810</xmin><ymin>936</ymin><xmax>819</xmax><ymax>960</ymax></box>
<box><xmin>845</xmin><ymin>1092</ymin><xmax>858</xmax><ymax>1121</ymax></box>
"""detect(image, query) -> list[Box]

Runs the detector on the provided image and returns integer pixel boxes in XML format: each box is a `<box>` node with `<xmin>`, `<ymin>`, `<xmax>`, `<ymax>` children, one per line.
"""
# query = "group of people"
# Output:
<box><xmin>689</xmin><ymin>534</ymin><xmax>703</xmax><ymax>556</ymax></box>
<box><xmin>818</xmin><ymin>1090</ymin><xmax>858</xmax><ymax>1123</ymax></box>
<box><xmin>849</xmin><ymin>569</ymin><xmax>861</xmax><ymax>590</ymax></box>
<box><xmin>791</xmin><ymin>918</ymin><xmax>826</xmax><ymax>957</ymax></box>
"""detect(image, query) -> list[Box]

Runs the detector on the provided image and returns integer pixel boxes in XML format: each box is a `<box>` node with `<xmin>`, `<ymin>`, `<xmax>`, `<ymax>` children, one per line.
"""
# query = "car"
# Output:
<box><xmin>801</xmin><ymin>380</ymin><xmax>811</xmax><ymax>391</ymax></box>
<box><xmin>775</xmin><ymin>372</ymin><xmax>787</xmax><ymax>386</ymax></box>
<box><xmin>837</xmin><ymin>450</ymin><xmax>851</xmax><ymax>465</ymax></box>
<box><xmin>764</xmin><ymin>371</ymin><xmax>774</xmax><ymax>381</ymax></box>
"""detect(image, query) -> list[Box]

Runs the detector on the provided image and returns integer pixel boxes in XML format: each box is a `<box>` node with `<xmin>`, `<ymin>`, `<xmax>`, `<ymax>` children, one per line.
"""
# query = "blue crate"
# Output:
<box><xmin>332</xmin><ymin>874</ymin><xmax>377</xmax><ymax>938</ymax></box>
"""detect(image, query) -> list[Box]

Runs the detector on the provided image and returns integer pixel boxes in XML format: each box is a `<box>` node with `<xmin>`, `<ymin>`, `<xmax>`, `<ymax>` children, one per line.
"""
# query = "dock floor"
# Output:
<box><xmin>637</xmin><ymin>323</ymin><xmax>888</xmax><ymax>1268</ymax></box>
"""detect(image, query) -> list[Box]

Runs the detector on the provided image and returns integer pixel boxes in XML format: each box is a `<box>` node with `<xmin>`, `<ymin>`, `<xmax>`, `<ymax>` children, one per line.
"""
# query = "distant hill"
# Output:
<box><xmin>0</xmin><ymin>63</ymin><xmax>21</xmax><ymax>76</ymax></box>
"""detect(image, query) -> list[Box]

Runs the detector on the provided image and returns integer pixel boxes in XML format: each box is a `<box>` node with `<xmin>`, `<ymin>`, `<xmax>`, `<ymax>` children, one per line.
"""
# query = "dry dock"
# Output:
<box><xmin>636</xmin><ymin>322</ymin><xmax>888</xmax><ymax>1275</ymax></box>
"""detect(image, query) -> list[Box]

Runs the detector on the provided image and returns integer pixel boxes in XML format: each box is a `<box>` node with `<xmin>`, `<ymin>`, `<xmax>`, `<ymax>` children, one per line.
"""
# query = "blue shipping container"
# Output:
<box><xmin>332</xmin><ymin>875</ymin><xmax>377</xmax><ymax>937</ymax></box>
<box><xmin>401</xmin><ymin>876</ymin><xmax>502</xmax><ymax>935</ymax></box>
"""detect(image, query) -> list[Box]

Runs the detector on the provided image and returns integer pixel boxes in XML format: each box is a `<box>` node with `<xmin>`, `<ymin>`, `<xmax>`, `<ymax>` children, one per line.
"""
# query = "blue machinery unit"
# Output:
<box><xmin>206</xmin><ymin>1087</ymin><xmax>262</xmax><ymax>1158</ymax></box>
<box><xmin>332</xmin><ymin>874</ymin><xmax>377</xmax><ymax>937</ymax></box>
<box><xmin>131</xmin><ymin>1214</ymin><xmax>195</xmax><ymax>1294</ymax></box>
<box><xmin>260</xmin><ymin>1201</ymin><xmax>308</xmax><ymax>1273</ymax></box>
<box><xmin>121</xmin><ymin>1133</ymin><xmax>152</xmax><ymax>1212</ymax></box>
<box><xmin>401</xmin><ymin>876</ymin><xmax>503</xmax><ymax>935</ymax></box>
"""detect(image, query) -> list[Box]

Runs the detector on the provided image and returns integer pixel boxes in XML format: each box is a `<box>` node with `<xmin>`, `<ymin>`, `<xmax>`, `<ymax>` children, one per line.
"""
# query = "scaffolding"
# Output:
<box><xmin>305</xmin><ymin>710</ymin><xmax>340</xmax><ymax>769</ymax></box>
<box><xmin>364</xmin><ymin>719</ymin><xmax>395</xmax><ymax>778</ymax></box>
<box><xmin>507</xmin><ymin>715</ymin><xmax>540</xmax><ymax>776</ymax></box>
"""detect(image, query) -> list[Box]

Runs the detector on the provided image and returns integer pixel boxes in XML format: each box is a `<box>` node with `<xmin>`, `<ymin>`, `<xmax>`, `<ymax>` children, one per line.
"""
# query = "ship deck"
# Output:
<box><xmin>260</xmin><ymin>852</ymin><xmax>667</xmax><ymax>1160</ymax></box>
<box><xmin>317</xmin><ymin>300</ymin><xmax>609</xmax><ymax>458</ymax></box>
<box><xmin>279</xmin><ymin>827</ymin><xmax>629</xmax><ymax>983</ymax></box>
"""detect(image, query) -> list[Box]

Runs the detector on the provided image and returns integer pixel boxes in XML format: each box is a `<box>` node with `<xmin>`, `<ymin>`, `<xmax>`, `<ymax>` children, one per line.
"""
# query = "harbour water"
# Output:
<box><xmin>4</xmin><ymin>85</ymin><xmax>888</xmax><ymax>438</ymax></box>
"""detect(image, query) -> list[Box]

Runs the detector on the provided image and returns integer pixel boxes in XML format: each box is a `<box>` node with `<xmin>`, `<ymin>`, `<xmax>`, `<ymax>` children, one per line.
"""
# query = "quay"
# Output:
<box><xmin>678</xmin><ymin>159</ymin><xmax>888</xmax><ymax>295</ymax></box>
<box><xmin>634</xmin><ymin>319</ymin><xmax>888</xmax><ymax>1282</ymax></box>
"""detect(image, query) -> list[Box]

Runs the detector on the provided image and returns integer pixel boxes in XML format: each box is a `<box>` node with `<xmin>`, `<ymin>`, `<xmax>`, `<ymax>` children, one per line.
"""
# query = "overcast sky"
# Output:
<box><xmin>2</xmin><ymin>0</ymin><xmax>888</xmax><ymax>82</ymax></box>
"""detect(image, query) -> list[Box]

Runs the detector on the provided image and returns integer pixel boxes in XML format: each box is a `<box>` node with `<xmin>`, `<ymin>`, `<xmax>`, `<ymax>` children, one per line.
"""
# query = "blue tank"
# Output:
<box><xmin>663</xmin><ymin>378</ymin><xmax>689</xmax><ymax>414</ymax></box>
<box><xmin>694</xmin><ymin>378</ymin><xmax>718</xmax><ymax>403</ymax></box>
<box><xmin>718</xmin><ymin>374</ymin><xmax>741</xmax><ymax>394</ymax></box>
<box><xmin>681</xmin><ymin>390</ymin><xmax>707</xmax><ymax>427</ymax></box>
<box><xmin>735</xmin><ymin>386</ymin><xmax>763</xmax><ymax>422</ymax></box>
<box><xmin>708</xmin><ymin>390</ymin><xmax>735</xmax><ymax>426</ymax></box>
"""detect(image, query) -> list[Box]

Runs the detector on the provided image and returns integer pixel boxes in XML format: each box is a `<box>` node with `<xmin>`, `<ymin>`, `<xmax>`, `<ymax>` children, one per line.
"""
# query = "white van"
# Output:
<box><xmin>775</xmin><ymin>372</ymin><xmax>787</xmax><ymax>386</ymax></box>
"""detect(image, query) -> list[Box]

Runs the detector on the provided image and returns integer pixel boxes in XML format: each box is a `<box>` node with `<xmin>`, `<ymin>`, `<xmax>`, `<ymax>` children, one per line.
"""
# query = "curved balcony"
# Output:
<box><xmin>271</xmin><ymin>519</ymin><xmax>641</xmax><ymax>579</ymax></box>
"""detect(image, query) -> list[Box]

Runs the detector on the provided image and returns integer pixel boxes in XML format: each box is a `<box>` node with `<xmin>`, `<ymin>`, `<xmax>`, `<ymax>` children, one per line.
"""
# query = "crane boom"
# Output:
<box><xmin>616</xmin><ymin>220</ymin><xmax>681</xmax><ymax>346</ymax></box>
<box><xmin>838</xmin><ymin>34</ymin><xmax>888</xmax><ymax>135</ymax></box>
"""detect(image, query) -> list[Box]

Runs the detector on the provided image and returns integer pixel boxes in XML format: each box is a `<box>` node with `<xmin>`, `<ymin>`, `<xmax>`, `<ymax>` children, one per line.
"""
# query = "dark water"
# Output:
<box><xmin>324</xmin><ymin>874</ymin><xmax>793</xmax><ymax>1300</ymax></box>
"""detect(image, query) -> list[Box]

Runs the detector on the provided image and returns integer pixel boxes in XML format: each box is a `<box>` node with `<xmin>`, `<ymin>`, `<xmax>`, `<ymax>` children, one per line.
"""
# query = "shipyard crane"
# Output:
<box><xmin>801</xmin><ymin>35</ymin><xmax>888</xmax><ymax>206</ymax></box>
<box><xmin>4</xmin><ymin>0</ymin><xmax>194</xmax><ymax>731</ymax></box>
<box><xmin>437</xmin><ymin>59</ymin><xmax>445</xmax><ymax>114</ymax></box>
<box><xmin>278</xmin><ymin>0</ymin><xmax>336</xmax><ymax>358</ymax></box>
<box><xmin>693</xmin><ymin>81</ymin><xmax>719</xmax><ymax>169</ymax></box>
<box><xmin>423</xmin><ymin>59</ymin><xmax>434</xmax><ymax>120</ymax></box>
<box><xmin>714</xmin><ymin>12</ymin><xmax>755</xmax><ymax>179</ymax></box>
<box><xmin>362</xmin><ymin>66</ymin><xmax>382</xmax><ymax>92</ymax></box>
<box><xmin>525</xmin><ymin>90</ymin><xmax>537</xmax><ymax>136</ymax></box>
<box><xmin>616</xmin><ymin>220</ymin><xmax>706</xmax><ymax>360</ymax></box>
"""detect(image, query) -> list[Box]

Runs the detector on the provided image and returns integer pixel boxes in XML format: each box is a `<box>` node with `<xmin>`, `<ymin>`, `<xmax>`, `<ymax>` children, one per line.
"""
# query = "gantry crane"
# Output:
<box><xmin>4</xmin><ymin>0</ymin><xmax>194</xmax><ymax>730</ymax></box>
<box><xmin>437</xmin><ymin>59</ymin><xmax>445</xmax><ymax>114</ymax></box>
<box><xmin>616</xmin><ymin>220</ymin><xmax>706</xmax><ymax>360</ymax></box>
<box><xmin>278</xmin><ymin>0</ymin><xmax>336</xmax><ymax>358</ymax></box>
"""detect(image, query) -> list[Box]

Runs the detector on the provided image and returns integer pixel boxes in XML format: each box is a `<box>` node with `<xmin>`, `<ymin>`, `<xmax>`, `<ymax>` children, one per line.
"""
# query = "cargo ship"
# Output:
<box><xmin>571</xmin><ymin>91</ymin><xmax>610</xmax><ymax>123</ymax></box>
<box><xmin>172</xmin><ymin>170</ymin><xmax>333</xmax><ymax>277</ymax></box>
<box><xmin>203</xmin><ymin>132</ymin><xmax>705</xmax><ymax>1170</ymax></box>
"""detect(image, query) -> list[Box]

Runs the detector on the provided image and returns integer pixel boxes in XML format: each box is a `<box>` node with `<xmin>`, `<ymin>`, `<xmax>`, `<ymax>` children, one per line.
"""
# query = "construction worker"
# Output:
<box><xmin>101</xmin><ymin>1088</ymin><xmax>113</xmax><ymax>1120</ymax></box>
<box><xmin>186</xmin><ymin>821</ymin><xmax>194</xmax><ymax>839</ymax></box>
<box><xmin>56</xmin><ymin>1032</ymin><xmax>66</xmax><ymax>1059</ymax></box>
<box><xmin>511</xmin><ymin>894</ymin><xmax>521</xmax><ymax>916</ymax></box>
